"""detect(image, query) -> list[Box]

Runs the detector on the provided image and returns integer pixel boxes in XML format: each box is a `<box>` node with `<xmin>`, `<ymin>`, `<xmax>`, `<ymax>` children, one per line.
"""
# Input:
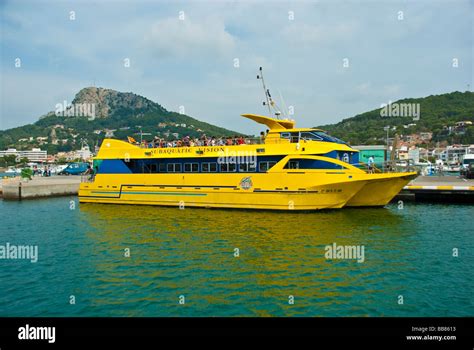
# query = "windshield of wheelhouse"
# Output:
<box><xmin>312</xmin><ymin>131</ymin><xmax>347</xmax><ymax>144</ymax></box>
<box><xmin>299</xmin><ymin>131</ymin><xmax>348</xmax><ymax>144</ymax></box>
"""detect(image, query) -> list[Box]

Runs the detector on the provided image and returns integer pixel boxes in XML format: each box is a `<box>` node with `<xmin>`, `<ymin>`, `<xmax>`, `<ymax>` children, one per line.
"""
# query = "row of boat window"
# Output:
<box><xmin>122</xmin><ymin>158</ymin><xmax>345</xmax><ymax>174</ymax></box>
<box><xmin>141</xmin><ymin>161</ymin><xmax>279</xmax><ymax>173</ymax></box>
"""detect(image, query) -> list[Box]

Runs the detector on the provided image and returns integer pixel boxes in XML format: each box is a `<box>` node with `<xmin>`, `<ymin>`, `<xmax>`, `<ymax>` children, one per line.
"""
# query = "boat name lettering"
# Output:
<box><xmin>154</xmin><ymin>147</ymin><xmax>224</xmax><ymax>155</ymax></box>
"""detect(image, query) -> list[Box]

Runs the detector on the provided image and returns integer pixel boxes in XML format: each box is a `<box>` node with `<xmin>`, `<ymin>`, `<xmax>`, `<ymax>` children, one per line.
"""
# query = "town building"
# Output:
<box><xmin>352</xmin><ymin>145</ymin><xmax>387</xmax><ymax>166</ymax></box>
<box><xmin>0</xmin><ymin>148</ymin><xmax>47</xmax><ymax>162</ymax></box>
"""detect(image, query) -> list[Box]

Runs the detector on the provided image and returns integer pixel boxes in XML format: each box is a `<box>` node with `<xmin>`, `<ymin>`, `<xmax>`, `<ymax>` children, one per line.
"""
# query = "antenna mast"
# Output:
<box><xmin>278</xmin><ymin>90</ymin><xmax>289</xmax><ymax>118</ymax></box>
<box><xmin>256</xmin><ymin>67</ymin><xmax>283</xmax><ymax>119</ymax></box>
<box><xmin>257</xmin><ymin>67</ymin><xmax>272</xmax><ymax>117</ymax></box>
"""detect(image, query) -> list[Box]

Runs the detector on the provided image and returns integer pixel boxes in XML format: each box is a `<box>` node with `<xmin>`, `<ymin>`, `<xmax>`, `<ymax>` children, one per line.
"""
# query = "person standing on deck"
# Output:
<box><xmin>368</xmin><ymin>156</ymin><xmax>375</xmax><ymax>174</ymax></box>
<box><xmin>84</xmin><ymin>164</ymin><xmax>94</xmax><ymax>181</ymax></box>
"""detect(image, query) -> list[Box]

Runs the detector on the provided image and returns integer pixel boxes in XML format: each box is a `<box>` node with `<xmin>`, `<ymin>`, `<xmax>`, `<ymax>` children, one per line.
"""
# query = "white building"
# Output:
<box><xmin>0</xmin><ymin>148</ymin><xmax>47</xmax><ymax>162</ymax></box>
<box><xmin>74</xmin><ymin>146</ymin><xmax>92</xmax><ymax>161</ymax></box>
<box><xmin>408</xmin><ymin>148</ymin><xmax>420</xmax><ymax>163</ymax></box>
<box><xmin>104</xmin><ymin>129</ymin><xmax>116</xmax><ymax>137</ymax></box>
<box><xmin>440</xmin><ymin>145</ymin><xmax>468</xmax><ymax>164</ymax></box>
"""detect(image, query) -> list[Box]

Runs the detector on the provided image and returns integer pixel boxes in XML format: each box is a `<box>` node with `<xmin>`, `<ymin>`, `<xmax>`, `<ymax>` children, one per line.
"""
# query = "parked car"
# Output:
<box><xmin>58</xmin><ymin>162</ymin><xmax>90</xmax><ymax>175</ymax></box>
<box><xmin>465</xmin><ymin>163</ymin><xmax>474</xmax><ymax>179</ymax></box>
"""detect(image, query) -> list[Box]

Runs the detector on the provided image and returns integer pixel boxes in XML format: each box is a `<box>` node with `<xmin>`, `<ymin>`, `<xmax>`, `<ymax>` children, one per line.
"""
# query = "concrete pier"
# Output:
<box><xmin>396</xmin><ymin>176</ymin><xmax>474</xmax><ymax>203</ymax></box>
<box><xmin>1</xmin><ymin>176</ymin><xmax>81</xmax><ymax>200</ymax></box>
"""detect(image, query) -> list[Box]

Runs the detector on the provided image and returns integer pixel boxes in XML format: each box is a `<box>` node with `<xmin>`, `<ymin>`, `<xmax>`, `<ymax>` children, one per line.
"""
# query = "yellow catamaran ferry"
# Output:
<box><xmin>79</xmin><ymin>69</ymin><xmax>417</xmax><ymax>210</ymax></box>
<box><xmin>79</xmin><ymin>112</ymin><xmax>416</xmax><ymax>210</ymax></box>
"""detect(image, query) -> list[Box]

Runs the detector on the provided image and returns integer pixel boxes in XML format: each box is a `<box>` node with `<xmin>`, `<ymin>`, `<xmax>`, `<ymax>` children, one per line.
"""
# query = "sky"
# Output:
<box><xmin>0</xmin><ymin>0</ymin><xmax>472</xmax><ymax>135</ymax></box>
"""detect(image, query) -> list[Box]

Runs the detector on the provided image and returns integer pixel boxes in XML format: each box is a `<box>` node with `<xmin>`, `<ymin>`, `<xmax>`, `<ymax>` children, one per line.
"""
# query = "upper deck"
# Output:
<box><xmin>95</xmin><ymin>114</ymin><xmax>356</xmax><ymax>160</ymax></box>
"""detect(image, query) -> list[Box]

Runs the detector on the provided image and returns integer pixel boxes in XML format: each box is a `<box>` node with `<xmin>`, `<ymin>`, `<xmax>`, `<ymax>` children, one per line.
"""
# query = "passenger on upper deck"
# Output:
<box><xmin>124</xmin><ymin>128</ymin><xmax>286</xmax><ymax>149</ymax></box>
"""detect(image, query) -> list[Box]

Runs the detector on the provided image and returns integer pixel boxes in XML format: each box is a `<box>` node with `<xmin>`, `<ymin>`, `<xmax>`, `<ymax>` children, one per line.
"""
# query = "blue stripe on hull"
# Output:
<box><xmin>91</xmin><ymin>191</ymin><xmax>207</xmax><ymax>196</ymax></box>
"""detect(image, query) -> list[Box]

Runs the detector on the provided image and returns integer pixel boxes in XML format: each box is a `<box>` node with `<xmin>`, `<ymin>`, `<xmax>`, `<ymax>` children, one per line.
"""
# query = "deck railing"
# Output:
<box><xmin>134</xmin><ymin>137</ymin><xmax>266</xmax><ymax>148</ymax></box>
<box><xmin>357</xmin><ymin>161</ymin><xmax>422</xmax><ymax>174</ymax></box>
<box><xmin>134</xmin><ymin>137</ymin><xmax>358</xmax><ymax>148</ymax></box>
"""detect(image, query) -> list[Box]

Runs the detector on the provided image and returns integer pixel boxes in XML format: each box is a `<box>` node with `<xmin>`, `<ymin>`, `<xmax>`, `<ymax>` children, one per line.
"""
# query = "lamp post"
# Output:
<box><xmin>383</xmin><ymin>126</ymin><xmax>390</xmax><ymax>170</ymax></box>
<box><xmin>384</xmin><ymin>126</ymin><xmax>390</xmax><ymax>147</ymax></box>
<box><xmin>135</xmin><ymin>125</ymin><xmax>151</xmax><ymax>143</ymax></box>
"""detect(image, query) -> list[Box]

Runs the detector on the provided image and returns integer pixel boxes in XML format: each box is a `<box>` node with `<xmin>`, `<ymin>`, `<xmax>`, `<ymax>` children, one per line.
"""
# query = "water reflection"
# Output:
<box><xmin>1</xmin><ymin>197</ymin><xmax>470</xmax><ymax>317</ymax></box>
<box><xmin>76</xmin><ymin>203</ymin><xmax>419</xmax><ymax>316</ymax></box>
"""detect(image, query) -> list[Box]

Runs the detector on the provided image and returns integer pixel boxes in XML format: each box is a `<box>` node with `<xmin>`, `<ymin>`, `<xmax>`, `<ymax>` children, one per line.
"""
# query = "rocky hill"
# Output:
<box><xmin>0</xmin><ymin>87</ymin><xmax>240</xmax><ymax>153</ymax></box>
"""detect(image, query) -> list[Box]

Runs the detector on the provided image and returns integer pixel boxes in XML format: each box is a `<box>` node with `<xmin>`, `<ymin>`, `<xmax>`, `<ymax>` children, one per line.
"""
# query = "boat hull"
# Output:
<box><xmin>345</xmin><ymin>173</ymin><xmax>417</xmax><ymax>207</ymax></box>
<box><xmin>78</xmin><ymin>173</ymin><xmax>368</xmax><ymax>210</ymax></box>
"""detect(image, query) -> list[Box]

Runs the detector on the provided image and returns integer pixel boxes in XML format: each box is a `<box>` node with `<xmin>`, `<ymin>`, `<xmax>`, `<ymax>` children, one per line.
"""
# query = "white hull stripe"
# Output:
<box><xmin>403</xmin><ymin>185</ymin><xmax>474</xmax><ymax>191</ymax></box>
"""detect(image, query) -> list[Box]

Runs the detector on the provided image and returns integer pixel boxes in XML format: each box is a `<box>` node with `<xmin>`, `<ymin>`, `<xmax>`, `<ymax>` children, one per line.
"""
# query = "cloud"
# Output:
<box><xmin>0</xmin><ymin>69</ymin><xmax>92</xmax><ymax>129</ymax></box>
<box><xmin>144</xmin><ymin>17</ymin><xmax>237</xmax><ymax>60</ymax></box>
<box><xmin>0</xmin><ymin>0</ymin><xmax>472</xmax><ymax>134</ymax></box>
<box><xmin>281</xmin><ymin>21</ymin><xmax>359</xmax><ymax>47</ymax></box>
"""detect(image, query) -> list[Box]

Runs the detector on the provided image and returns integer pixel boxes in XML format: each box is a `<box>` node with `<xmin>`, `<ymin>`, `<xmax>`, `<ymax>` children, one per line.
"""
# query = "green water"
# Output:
<box><xmin>0</xmin><ymin>197</ymin><xmax>472</xmax><ymax>317</ymax></box>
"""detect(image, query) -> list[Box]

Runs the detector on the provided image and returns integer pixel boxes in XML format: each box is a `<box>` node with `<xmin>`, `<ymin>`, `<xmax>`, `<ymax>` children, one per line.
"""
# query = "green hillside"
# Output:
<box><xmin>0</xmin><ymin>87</ymin><xmax>241</xmax><ymax>154</ymax></box>
<box><xmin>317</xmin><ymin>91</ymin><xmax>474</xmax><ymax>145</ymax></box>
<box><xmin>2</xmin><ymin>89</ymin><xmax>472</xmax><ymax>154</ymax></box>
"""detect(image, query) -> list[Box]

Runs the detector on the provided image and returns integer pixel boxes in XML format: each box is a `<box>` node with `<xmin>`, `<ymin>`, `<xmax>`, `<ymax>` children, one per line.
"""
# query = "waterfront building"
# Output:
<box><xmin>0</xmin><ymin>148</ymin><xmax>47</xmax><ymax>162</ymax></box>
<box><xmin>440</xmin><ymin>145</ymin><xmax>468</xmax><ymax>164</ymax></box>
<box><xmin>352</xmin><ymin>145</ymin><xmax>387</xmax><ymax>166</ymax></box>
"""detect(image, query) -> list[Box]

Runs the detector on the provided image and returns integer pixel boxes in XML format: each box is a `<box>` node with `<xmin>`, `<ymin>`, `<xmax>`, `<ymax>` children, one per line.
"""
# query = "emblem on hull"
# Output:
<box><xmin>239</xmin><ymin>176</ymin><xmax>253</xmax><ymax>190</ymax></box>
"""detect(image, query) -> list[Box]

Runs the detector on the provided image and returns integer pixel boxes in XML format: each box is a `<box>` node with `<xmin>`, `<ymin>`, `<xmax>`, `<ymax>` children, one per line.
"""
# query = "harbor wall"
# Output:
<box><xmin>1</xmin><ymin>177</ymin><xmax>81</xmax><ymax>200</ymax></box>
